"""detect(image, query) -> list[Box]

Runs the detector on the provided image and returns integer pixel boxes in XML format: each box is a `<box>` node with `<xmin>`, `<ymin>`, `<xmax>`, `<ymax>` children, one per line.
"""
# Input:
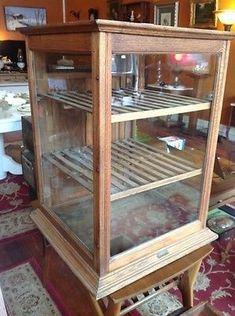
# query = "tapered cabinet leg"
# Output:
<box><xmin>88</xmin><ymin>293</ymin><xmax>104</xmax><ymax>316</ymax></box>
<box><xmin>178</xmin><ymin>259</ymin><xmax>202</xmax><ymax>309</ymax></box>
<box><xmin>104</xmin><ymin>297</ymin><xmax>122</xmax><ymax>316</ymax></box>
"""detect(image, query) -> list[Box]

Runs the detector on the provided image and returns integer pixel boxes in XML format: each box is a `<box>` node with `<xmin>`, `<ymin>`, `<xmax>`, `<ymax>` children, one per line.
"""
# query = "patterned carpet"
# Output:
<box><xmin>128</xmin><ymin>239</ymin><xmax>235</xmax><ymax>316</ymax></box>
<box><xmin>0</xmin><ymin>175</ymin><xmax>72</xmax><ymax>315</ymax></box>
<box><xmin>0</xmin><ymin>175</ymin><xmax>31</xmax><ymax>214</ymax></box>
<box><xmin>0</xmin><ymin>208</ymin><xmax>36</xmax><ymax>241</ymax></box>
<box><xmin>0</xmin><ymin>258</ymin><xmax>70</xmax><ymax>316</ymax></box>
<box><xmin>0</xmin><ymin>175</ymin><xmax>36</xmax><ymax>242</ymax></box>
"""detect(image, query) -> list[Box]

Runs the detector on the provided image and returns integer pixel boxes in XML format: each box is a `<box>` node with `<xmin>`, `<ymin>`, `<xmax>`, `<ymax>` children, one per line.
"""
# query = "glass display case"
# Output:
<box><xmin>21</xmin><ymin>20</ymin><xmax>234</xmax><ymax>299</ymax></box>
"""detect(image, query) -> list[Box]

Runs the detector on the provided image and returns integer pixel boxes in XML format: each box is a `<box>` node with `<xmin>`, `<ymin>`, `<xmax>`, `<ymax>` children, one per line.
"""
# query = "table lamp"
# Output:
<box><xmin>168</xmin><ymin>53</ymin><xmax>191</xmax><ymax>88</ymax></box>
<box><xmin>215</xmin><ymin>10</ymin><xmax>235</xmax><ymax>31</ymax></box>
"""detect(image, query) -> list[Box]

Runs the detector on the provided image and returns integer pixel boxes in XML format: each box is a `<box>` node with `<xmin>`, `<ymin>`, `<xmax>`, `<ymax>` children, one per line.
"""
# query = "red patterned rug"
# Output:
<box><xmin>0</xmin><ymin>257</ymin><xmax>72</xmax><ymax>316</ymax></box>
<box><xmin>0</xmin><ymin>207</ymin><xmax>37</xmax><ymax>243</ymax></box>
<box><xmin>129</xmin><ymin>240</ymin><xmax>235</xmax><ymax>316</ymax></box>
<box><xmin>0</xmin><ymin>175</ymin><xmax>36</xmax><ymax>242</ymax></box>
<box><xmin>0</xmin><ymin>175</ymin><xmax>32</xmax><ymax>213</ymax></box>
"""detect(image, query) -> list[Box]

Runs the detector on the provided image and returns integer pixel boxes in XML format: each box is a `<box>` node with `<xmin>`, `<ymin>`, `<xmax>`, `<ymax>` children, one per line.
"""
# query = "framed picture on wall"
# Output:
<box><xmin>107</xmin><ymin>0</ymin><xmax>120</xmax><ymax>20</ymax></box>
<box><xmin>154</xmin><ymin>2</ymin><xmax>179</xmax><ymax>26</ymax></box>
<box><xmin>4</xmin><ymin>6</ymin><xmax>47</xmax><ymax>31</ymax></box>
<box><xmin>190</xmin><ymin>0</ymin><xmax>218</xmax><ymax>29</ymax></box>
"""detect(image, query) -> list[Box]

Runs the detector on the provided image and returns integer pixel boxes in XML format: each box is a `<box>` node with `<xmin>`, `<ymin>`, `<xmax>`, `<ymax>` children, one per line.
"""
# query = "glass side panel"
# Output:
<box><xmin>110</xmin><ymin>52</ymin><xmax>217</xmax><ymax>256</ymax></box>
<box><xmin>111</xmin><ymin>177</ymin><xmax>201</xmax><ymax>256</ymax></box>
<box><xmin>33</xmin><ymin>51</ymin><xmax>93</xmax><ymax>252</ymax></box>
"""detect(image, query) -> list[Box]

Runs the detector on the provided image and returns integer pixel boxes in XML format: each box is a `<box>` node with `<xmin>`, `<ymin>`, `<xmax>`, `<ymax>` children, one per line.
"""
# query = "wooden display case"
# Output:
<box><xmin>21</xmin><ymin>20</ymin><xmax>234</xmax><ymax>299</ymax></box>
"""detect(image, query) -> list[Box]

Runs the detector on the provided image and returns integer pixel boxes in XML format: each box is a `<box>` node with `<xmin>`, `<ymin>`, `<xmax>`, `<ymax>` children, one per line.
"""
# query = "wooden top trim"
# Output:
<box><xmin>19</xmin><ymin>19</ymin><xmax>235</xmax><ymax>40</ymax></box>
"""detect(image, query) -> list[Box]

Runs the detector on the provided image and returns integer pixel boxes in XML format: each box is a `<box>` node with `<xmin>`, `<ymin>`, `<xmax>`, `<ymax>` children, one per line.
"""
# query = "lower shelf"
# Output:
<box><xmin>44</xmin><ymin>138</ymin><xmax>201</xmax><ymax>201</ymax></box>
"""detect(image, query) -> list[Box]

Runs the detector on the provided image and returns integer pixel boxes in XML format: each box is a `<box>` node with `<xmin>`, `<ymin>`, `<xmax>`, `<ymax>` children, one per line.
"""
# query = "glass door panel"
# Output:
<box><xmin>110</xmin><ymin>52</ymin><xmax>217</xmax><ymax>256</ymax></box>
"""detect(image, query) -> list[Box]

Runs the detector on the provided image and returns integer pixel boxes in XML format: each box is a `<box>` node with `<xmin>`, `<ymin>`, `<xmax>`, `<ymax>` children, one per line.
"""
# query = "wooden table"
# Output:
<box><xmin>0</xmin><ymin>83</ymin><xmax>29</xmax><ymax>179</ymax></box>
<box><xmin>88</xmin><ymin>244</ymin><xmax>213</xmax><ymax>316</ymax></box>
<box><xmin>0</xmin><ymin>103</ymin><xmax>24</xmax><ymax>179</ymax></box>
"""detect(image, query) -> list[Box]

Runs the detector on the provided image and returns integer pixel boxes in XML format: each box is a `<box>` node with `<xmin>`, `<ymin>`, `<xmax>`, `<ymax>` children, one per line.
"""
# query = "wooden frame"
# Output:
<box><xmin>154</xmin><ymin>2</ymin><xmax>179</xmax><ymax>26</ymax></box>
<box><xmin>4</xmin><ymin>6</ymin><xmax>46</xmax><ymax>31</ymax></box>
<box><xmin>190</xmin><ymin>0</ymin><xmax>218</xmax><ymax>29</ymax></box>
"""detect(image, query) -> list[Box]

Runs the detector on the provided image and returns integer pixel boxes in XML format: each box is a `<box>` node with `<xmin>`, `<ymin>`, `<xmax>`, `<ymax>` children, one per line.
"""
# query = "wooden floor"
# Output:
<box><xmin>0</xmin><ymin>229</ymin><xmax>105</xmax><ymax>316</ymax></box>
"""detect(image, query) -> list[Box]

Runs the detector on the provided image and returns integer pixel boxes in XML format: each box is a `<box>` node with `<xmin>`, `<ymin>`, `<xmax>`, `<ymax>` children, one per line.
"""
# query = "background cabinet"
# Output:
<box><xmin>21</xmin><ymin>20</ymin><xmax>234</xmax><ymax>299</ymax></box>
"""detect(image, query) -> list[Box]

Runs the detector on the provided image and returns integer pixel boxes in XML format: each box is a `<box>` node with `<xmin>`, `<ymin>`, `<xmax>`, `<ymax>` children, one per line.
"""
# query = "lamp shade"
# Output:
<box><xmin>215</xmin><ymin>10</ymin><xmax>235</xmax><ymax>30</ymax></box>
<box><xmin>169</xmin><ymin>54</ymin><xmax>192</xmax><ymax>66</ymax></box>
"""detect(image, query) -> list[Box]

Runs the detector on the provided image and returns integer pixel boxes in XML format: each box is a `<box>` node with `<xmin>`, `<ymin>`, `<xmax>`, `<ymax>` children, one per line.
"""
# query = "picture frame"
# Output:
<box><xmin>4</xmin><ymin>6</ymin><xmax>47</xmax><ymax>31</ymax></box>
<box><xmin>107</xmin><ymin>0</ymin><xmax>120</xmax><ymax>20</ymax></box>
<box><xmin>154</xmin><ymin>2</ymin><xmax>179</xmax><ymax>26</ymax></box>
<box><xmin>190</xmin><ymin>0</ymin><xmax>218</xmax><ymax>29</ymax></box>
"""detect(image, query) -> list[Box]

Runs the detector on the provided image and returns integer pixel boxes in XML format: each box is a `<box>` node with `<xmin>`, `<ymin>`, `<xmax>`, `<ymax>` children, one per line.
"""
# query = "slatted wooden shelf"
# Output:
<box><xmin>42</xmin><ymin>88</ymin><xmax>210</xmax><ymax>123</ymax></box>
<box><xmin>43</xmin><ymin>91</ymin><xmax>93</xmax><ymax>113</ymax></box>
<box><xmin>44</xmin><ymin>138</ymin><xmax>201</xmax><ymax>201</ymax></box>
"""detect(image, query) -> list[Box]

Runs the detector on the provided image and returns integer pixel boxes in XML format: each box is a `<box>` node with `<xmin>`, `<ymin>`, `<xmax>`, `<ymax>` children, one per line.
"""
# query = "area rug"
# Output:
<box><xmin>130</xmin><ymin>240</ymin><xmax>235</xmax><ymax>316</ymax></box>
<box><xmin>0</xmin><ymin>175</ymin><xmax>31</xmax><ymax>213</ymax></box>
<box><xmin>0</xmin><ymin>258</ymin><xmax>70</xmax><ymax>316</ymax></box>
<box><xmin>0</xmin><ymin>207</ymin><xmax>36</xmax><ymax>242</ymax></box>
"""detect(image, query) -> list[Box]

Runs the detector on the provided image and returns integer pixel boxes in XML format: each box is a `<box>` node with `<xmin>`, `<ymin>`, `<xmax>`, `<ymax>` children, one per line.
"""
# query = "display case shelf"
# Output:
<box><xmin>44</xmin><ymin>138</ymin><xmax>201</xmax><ymax>201</ymax></box>
<box><xmin>42</xmin><ymin>88</ymin><xmax>210</xmax><ymax>123</ymax></box>
<box><xmin>44</xmin><ymin>91</ymin><xmax>93</xmax><ymax>112</ymax></box>
<box><xmin>113</xmin><ymin>89</ymin><xmax>210</xmax><ymax>122</ymax></box>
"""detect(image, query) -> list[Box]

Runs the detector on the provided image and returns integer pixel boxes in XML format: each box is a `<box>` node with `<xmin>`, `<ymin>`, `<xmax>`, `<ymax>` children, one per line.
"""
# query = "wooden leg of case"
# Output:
<box><xmin>88</xmin><ymin>293</ymin><xmax>104</xmax><ymax>316</ymax></box>
<box><xmin>104</xmin><ymin>297</ymin><xmax>122</xmax><ymax>316</ymax></box>
<box><xmin>178</xmin><ymin>259</ymin><xmax>202</xmax><ymax>309</ymax></box>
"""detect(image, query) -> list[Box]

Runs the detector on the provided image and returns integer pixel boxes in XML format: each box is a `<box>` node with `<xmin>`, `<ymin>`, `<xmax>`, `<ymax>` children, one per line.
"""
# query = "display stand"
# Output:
<box><xmin>101</xmin><ymin>244</ymin><xmax>212</xmax><ymax>316</ymax></box>
<box><xmin>41</xmin><ymin>241</ymin><xmax>212</xmax><ymax>316</ymax></box>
